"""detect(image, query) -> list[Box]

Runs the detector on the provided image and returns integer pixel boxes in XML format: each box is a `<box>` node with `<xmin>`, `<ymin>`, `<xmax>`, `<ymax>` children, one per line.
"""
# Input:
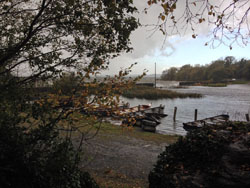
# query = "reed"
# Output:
<box><xmin>204</xmin><ymin>83</ymin><xmax>227</xmax><ymax>87</ymax></box>
<box><xmin>229</xmin><ymin>80</ymin><xmax>250</xmax><ymax>85</ymax></box>
<box><xmin>122</xmin><ymin>86</ymin><xmax>202</xmax><ymax>100</ymax></box>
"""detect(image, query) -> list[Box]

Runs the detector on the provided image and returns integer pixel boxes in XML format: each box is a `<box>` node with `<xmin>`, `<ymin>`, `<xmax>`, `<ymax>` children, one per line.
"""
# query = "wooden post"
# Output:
<box><xmin>138</xmin><ymin>105</ymin><xmax>141</xmax><ymax>112</ymax></box>
<box><xmin>194</xmin><ymin>109</ymin><xmax>198</xmax><ymax>121</ymax></box>
<box><xmin>173</xmin><ymin>107</ymin><xmax>177</xmax><ymax>122</ymax></box>
<box><xmin>246</xmin><ymin>114</ymin><xmax>250</xmax><ymax>122</ymax></box>
<box><xmin>155</xmin><ymin>62</ymin><xmax>156</xmax><ymax>88</ymax></box>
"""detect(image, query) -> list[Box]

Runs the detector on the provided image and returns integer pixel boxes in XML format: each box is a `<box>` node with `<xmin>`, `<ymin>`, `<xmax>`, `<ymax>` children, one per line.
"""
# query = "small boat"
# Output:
<box><xmin>183</xmin><ymin>114</ymin><xmax>229</xmax><ymax>131</ymax></box>
<box><xmin>118</xmin><ymin>104</ymin><xmax>168</xmax><ymax>132</ymax></box>
<box><xmin>141</xmin><ymin>119</ymin><xmax>157</xmax><ymax>132</ymax></box>
<box><xmin>115</xmin><ymin>104</ymin><xmax>152</xmax><ymax>116</ymax></box>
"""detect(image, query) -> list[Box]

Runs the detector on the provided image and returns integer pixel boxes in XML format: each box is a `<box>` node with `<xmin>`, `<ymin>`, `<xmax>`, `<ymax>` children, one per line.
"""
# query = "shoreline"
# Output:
<box><xmin>79</xmin><ymin>124</ymin><xmax>179</xmax><ymax>187</ymax></box>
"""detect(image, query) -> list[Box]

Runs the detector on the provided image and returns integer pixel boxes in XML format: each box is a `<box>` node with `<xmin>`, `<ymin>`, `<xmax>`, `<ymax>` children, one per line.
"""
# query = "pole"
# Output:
<box><xmin>194</xmin><ymin>109</ymin><xmax>198</xmax><ymax>121</ymax></box>
<box><xmin>173</xmin><ymin>107</ymin><xmax>177</xmax><ymax>122</ymax></box>
<box><xmin>246</xmin><ymin>114</ymin><xmax>250</xmax><ymax>122</ymax></box>
<box><xmin>155</xmin><ymin>62</ymin><xmax>156</xmax><ymax>88</ymax></box>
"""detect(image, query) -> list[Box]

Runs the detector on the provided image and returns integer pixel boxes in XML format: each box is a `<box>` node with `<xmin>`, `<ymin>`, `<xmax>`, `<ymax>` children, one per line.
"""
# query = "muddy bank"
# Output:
<box><xmin>79</xmin><ymin>127</ymin><xmax>177</xmax><ymax>187</ymax></box>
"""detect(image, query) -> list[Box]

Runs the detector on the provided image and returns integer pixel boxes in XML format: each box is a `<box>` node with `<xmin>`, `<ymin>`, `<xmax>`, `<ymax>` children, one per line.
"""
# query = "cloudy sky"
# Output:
<box><xmin>102</xmin><ymin>0</ymin><xmax>250</xmax><ymax>76</ymax></box>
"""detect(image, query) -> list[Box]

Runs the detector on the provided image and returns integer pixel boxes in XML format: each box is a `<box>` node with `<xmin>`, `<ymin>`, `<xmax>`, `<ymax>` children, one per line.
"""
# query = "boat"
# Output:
<box><xmin>116</xmin><ymin>104</ymin><xmax>152</xmax><ymax>116</ymax></box>
<box><xmin>183</xmin><ymin>114</ymin><xmax>229</xmax><ymax>131</ymax></box>
<box><xmin>141</xmin><ymin>119</ymin><xmax>157</xmax><ymax>132</ymax></box>
<box><xmin>118</xmin><ymin>104</ymin><xmax>168</xmax><ymax>132</ymax></box>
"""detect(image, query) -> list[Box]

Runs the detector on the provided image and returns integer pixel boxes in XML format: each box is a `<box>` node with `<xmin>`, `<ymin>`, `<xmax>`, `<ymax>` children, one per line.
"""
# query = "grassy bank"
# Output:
<box><xmin>228</xmin><ymin>80</ymin><xmax>250</xmax><ymax>85</ymax></box>
<box><xmin>122</xmin><ymin>86</ymin><xmax>202</xmax><ymax>100</ymax></box>
<box><xmin>97</xmin><ymin>121</ymin><xmax>179</xmax><ymax>144</ymax></box>
<box><xmin>70</xmin><ymin>114</ymin><xmax>179</xmax><ymax>145</ymax></box>
<box><xmin>202</xmin><ymin>83</ymin><xmax>227</xmax><ymax>87</ymax></box>
<box><xmin>179</xmin><ymin>80</ymin><xmax>250</xmax><ymax>87</ymax></box>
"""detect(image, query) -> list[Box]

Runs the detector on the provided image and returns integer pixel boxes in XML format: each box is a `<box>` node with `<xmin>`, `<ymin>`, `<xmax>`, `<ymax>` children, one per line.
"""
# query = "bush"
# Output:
<box><xmin>149</xmin><ymin>122</ymin><xmax>250</xmax><ymax>188</ymax></box>
<box><xmin>0</xmin><ymin>123</ymin><xmax>99</xmax><ymax>188</ymax></box>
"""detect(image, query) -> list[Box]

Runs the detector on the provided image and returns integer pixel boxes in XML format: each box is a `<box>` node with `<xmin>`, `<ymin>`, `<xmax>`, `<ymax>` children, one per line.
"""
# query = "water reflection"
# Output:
<box><xmin>122</xmin><ymin>83</ymin><xmax>250</xmax><ymax>136</ymax></box>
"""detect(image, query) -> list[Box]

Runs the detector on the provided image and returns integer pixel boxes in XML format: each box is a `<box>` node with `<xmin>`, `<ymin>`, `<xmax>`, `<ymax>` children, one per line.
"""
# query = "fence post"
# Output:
<box><xmin>194</xmin><ymin>109</ymin><xmax>198</xmax><ymax>121</ymax></box>
<box><xmin>173</xmin><ymin>107</ymin><xmax>177</xmax><ymax>122</ymax></box>
<box><xmin>246</xmin><ymin>114</ymin><xmax>250</xmax><ymax>122</ymax></box>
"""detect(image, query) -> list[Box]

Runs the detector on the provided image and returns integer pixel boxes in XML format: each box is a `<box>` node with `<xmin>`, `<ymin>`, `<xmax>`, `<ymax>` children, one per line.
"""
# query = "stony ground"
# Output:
<box><xmin>78</xmin><ymin>127</ymin><xmax>177</xmax><ymax>187</ymax></box>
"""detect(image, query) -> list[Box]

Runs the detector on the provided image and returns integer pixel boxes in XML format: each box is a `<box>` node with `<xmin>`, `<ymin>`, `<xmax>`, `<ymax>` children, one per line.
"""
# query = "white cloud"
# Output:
<box><xmin>103</xmin><ymin>0</ymin><xmax>250</xmax><ymax>75</ymax></box>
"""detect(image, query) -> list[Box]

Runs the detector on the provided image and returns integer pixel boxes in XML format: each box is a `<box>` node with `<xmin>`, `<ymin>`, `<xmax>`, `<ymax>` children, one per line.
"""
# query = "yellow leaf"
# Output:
<box><xmin>161</xmin><ymin>15</ymin><xmax>165</xmax><ymax>21</ymax></box>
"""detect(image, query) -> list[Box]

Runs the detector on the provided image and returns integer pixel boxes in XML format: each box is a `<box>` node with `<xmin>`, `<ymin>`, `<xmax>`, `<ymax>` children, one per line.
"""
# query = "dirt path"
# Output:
<box><xmin>80</xmin><ymin>129</ymin><xmax>173</xmax><ymax>187</ymax></box>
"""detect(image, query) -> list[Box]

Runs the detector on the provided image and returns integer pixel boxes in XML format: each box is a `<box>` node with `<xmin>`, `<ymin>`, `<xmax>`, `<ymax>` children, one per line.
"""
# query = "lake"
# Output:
<box><xmin>122</xmin><ymin>82</ymin><xmax>250</xmax><ymax>136</ymax></box>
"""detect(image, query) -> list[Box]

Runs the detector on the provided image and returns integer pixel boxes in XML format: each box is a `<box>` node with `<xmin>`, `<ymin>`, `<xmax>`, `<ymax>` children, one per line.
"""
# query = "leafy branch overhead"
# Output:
<box><xmin>146</xmin><ymin>0</ymin><xmax>250</xmax><ymax>48</ymax></box>
<box><xmin>0</xmin><ymin>0</ymin><xmax>139</xmax><ymax>85</ymax></box>
<box><xmin>0</xmin><ymin>1</ymin><xmax>141</xmax><ymax>187</ymax></box>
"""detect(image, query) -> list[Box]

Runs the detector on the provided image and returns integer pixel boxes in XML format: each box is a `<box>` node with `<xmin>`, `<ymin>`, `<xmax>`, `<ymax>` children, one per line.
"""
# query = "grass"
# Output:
<box><xmin>228</xmin><ymin>80</ymin><xmax>250</xmax><ymax>85</ymax></box>
<box><xmin>97</xmin><ymin>121</ymin><xmax>179</xmax><ymax>145</ymax></box>
<box><xmin>122</xmin><ymin>85</ymin><xmax>202</xmax><ymax>100</ymax></box>
<box><xmin>202</xmin><ymin>83</ymin><xmax>227</xmax><ymax>87</ymax></box>
<box><xmin>92</xmin><ymin>172</ymin><xmax>147</xmax><ymax>188</ymax></box>
<box><xmin>69</xmin><ymin>113</ymin><xmax>179</xmax><ymax>145</ymax></box>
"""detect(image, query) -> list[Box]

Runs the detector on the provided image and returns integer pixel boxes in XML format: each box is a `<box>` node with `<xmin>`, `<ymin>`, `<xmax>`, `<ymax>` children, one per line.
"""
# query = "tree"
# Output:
<box><xmin>0</xmin><ymin>0</ymin><xmax>141</xmax><ymax>187</ymax></box>
<box><xmin>176</xmin><ymin>64</ymin><xmax>192</xmax><ymax>81</ymax></box>
<box><xmin>160</xmin><ymin>57</ymin><xmax>250</xmax><ymax>82</ymax></box>
<box><xmin>146</xmin><ymin>0</ymin><xmax>250</xmax><ymax>48</ymax></box>
<box><xmin>0</xmin><ymin>0</ymin><xmax>138</xmax><ymax>85</ymax></box>
<box><xmin>52</xmin><ymin>72</ymin><xmax>81</xmax><ymax>96</ymax></box>
<box><xmin>161</xmin><ymin>67</ymin><xmax>178</xmax><ymax>80</ymax></box>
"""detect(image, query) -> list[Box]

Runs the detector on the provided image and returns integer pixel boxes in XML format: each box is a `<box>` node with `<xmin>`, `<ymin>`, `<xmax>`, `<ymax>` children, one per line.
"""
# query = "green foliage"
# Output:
<box><xmin>0</xmin><ymin>123</ymin><xmax>99</xmax><ymax>188</ymax></box>
<box><xmin>0</xmin><ymin>0</ymin><xmax>139</xmax><ymax>86</ymax></box>
<box><xmin>161</xmin><ymin>56</ymin><xmax>250</xmax><ymax>82</ymax></box>
<box><xmin>52</xmin><ymin>73</ymin><xmax>81</xmax><ymax>96</ymax></box>
<box><xmin>148</xmin><ymin>122</ymin><xmax>250</xmax><ymax>188</ymax></box>
<box><xmin>0</xmin><ymin>1</ymin><xmax>140</xmax><ymax>187</ymax></box>
<box><xmin>0</xmin><ymin>77</ymin><xmax>97</xmax><ymax>187</ymax></box>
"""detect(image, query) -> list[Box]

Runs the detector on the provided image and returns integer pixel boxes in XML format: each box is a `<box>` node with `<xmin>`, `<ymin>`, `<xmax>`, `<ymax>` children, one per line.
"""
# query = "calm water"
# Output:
<box><xmin>122</xmin><ymin>83</ymin><xmax>250</xmax><ymax>136</ymax></box>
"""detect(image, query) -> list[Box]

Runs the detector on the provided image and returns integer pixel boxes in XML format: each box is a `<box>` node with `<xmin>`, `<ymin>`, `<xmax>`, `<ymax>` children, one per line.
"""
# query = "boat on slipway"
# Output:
<box><xmin>183</xmin><ymin>114</ymin><xmax>230</xmax><ymax>131</ymax></box>
<box><xmin>118</xmin><ymin>104</ymin><xmax>168</xmax><ymax>132</ymax></box>
<box><xmin>82</xmin><ymin>102</ymin><xmax>168</xmax><ymax>132</ymax></box>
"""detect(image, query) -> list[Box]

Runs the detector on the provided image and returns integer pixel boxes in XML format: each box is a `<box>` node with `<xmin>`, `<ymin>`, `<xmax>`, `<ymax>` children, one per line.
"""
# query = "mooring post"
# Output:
<box><xmin>194</xmin><ymin>109</ymin><xmax>198</xmax><ymax>121</ymax></box>
<box><xmin>246</xmin><ymin>114</ymin><xmax>250</xmax><ymax>122</ymax></box>
<box><xmin>138</xmin><ymin>105</ymin><xmax>141</xmax><ymax>112</ymax></box>
<box><xmin>173</xmin><ymin>107</ymin><xmax>177</xmax><ymax>122</ymax></box>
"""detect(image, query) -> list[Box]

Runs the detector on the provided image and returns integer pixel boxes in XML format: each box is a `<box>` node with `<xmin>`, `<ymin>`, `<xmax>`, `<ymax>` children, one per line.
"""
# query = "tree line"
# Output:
<box><xmin>161</xmin><ymin>56</ymin><xmax>250</xmax><ymax>82</ymax></box>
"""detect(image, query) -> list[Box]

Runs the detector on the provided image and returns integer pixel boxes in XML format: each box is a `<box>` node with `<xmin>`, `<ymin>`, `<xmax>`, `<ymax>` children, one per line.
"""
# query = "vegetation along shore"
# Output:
<box><xmin>122</xmin><ymin>85</ymin><xmax>202</xmax><ymax>100</ymax></box>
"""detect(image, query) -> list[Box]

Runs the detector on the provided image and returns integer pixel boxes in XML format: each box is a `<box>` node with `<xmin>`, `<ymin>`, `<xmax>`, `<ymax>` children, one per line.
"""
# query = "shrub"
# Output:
<box><xmin>149</xmin><ymin>122</ymin><xmax>250</xmax><ymax>188</ymax></box>
<box><xmin>0</xmin><ymin>123</ymin><xmax>99</xmax><ymax>188</ymax></box>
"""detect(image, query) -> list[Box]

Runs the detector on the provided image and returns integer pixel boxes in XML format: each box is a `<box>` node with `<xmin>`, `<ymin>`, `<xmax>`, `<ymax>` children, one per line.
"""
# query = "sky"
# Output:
<box><xmin>102</xmin><ymin>0</ymin><xmax>250</xmax><ymax>76</ymax></box>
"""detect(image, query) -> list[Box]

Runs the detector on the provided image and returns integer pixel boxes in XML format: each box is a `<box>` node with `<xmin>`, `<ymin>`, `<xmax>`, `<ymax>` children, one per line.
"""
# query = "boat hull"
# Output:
<box><xmin>183</xmin><ymin>114</ymin><xmax>229</xmax><ymax>131</ymax></box>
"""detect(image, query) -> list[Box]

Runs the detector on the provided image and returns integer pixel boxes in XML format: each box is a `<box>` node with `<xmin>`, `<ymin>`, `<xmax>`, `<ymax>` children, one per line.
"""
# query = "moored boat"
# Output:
<box><xmin>119</xmin><ymin>104</ymin><xmax>168</xmax><ymax>132</ymax></box>
<box><xmin>183</xmin><ymin>114</ymin><xmax>229</xmax><ymax>131</ymax></box>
